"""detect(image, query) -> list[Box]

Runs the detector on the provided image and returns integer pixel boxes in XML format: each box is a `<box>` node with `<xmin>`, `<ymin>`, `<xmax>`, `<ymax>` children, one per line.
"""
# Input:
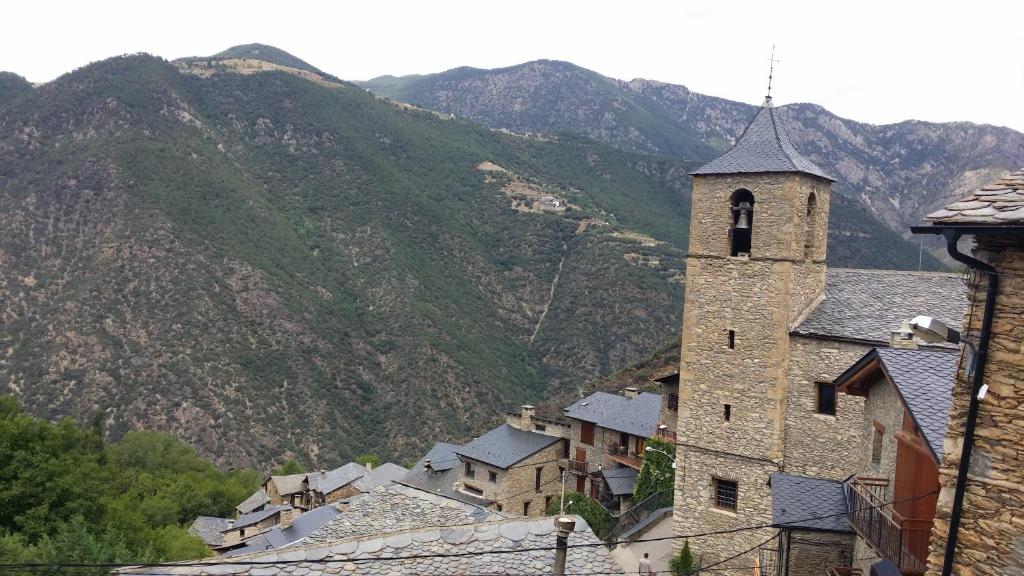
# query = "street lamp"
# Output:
<box><xmin>907</xmin><ymin>316</ymin><xmax>983</xmax><ymax>397</ymax></box>
<box><xmin>644</xmin><ymin>445</ymin><xmax>677</xmax><ymax>469</ymax></box>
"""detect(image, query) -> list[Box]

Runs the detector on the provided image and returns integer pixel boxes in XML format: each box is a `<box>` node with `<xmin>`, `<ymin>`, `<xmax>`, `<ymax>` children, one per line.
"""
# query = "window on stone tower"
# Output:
<box><xmin>713</xmin><ymin>478</ymin><xmax>738</xmax><ymax>511</ymax></box>
<box><xmin>728</xmin><ymin>330</ymin><xmax>735</xmax><ymax>349</ymax></box>
<box><xmin>724</xmin><ymin>404</ymin><xmax>731</xmax><ymax>421</ymax></box>
<box><xmin>730</xmin><ymin>189</ymin><xmax>755</xmax><ymax>256</ymax></box>
<box><xmin>804</xmin><ymin>193</ymin><xmax>817</xmax><ymax>260</ymax></box>
<box><xmin>816</xmin><ymin>382</ymin><xmax>836</xmax><ymax>415</ymax></box>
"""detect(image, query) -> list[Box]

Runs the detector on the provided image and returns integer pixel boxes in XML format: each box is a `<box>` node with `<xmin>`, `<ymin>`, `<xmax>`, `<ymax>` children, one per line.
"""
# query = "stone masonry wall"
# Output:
<box><xmin>459</xmin><ymin>442</ymin><xmax>564</xmax><ymax>517</ymax></box>
<box><xmin>783</xmin><ymin>337</ymin><xmax>869</xmax><ymax>480</ymax></box>
<box><xmin>786</xmin><ymin>530</ymin><xmax>856</xmax><ymax>576</ymax></box>
<box><xmin>674</xmin><ymin>173</ymin><xmax>830</xmax><ymax>567</ymax></box>
<box><xmin>928</xmin><ymin>238</ymin><xmax>1024</xmax><ymax>575</ymax></box>
<box><xmin>858</xmin><ymin>375</ymin><xmax>904</xmax><ymax>500</ymax></box>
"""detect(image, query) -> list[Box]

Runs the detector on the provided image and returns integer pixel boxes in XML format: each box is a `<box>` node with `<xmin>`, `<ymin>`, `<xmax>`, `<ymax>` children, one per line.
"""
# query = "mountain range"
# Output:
<box><xmin>2</xmin><ymin>45</ymin><xmax>1017</xmax><ymax>468</ymax></box>
<box><xmin>361</xmin><ymin>59</ymin><xmax>1024</xmax><ymax>238</ymax></box>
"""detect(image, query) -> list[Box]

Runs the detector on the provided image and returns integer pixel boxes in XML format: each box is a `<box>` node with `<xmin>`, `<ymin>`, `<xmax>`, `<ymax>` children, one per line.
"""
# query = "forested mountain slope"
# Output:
<box><xmin>0</xmin><ymin>48</ymin><xmax>941</xmax><ymax>468</ymax></box>
<box><xmin>363</xmin><ymin>60</ymin><xmax>1024</xmax><ymax>235</ymax></box>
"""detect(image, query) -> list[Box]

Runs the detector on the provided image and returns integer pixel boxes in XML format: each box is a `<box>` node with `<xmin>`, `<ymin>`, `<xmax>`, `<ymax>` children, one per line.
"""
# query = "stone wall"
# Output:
<box><xmin>674</xmin><ymin>172</ymin><xmax>830</xmax><ymax>566</ymax></box>
<box><xmin>785</xmin><ymin>530</ymin><xmax>856</xmax><ymax>576</ymax></box>
<box><xmin>858</xmin><ymin>373</ymin><xmax>904</xmax><ymax>499</ymax></box>
<box><xmin>566</xmin><ymin>418</ymin><xmax>610</xmax><ymax>494</ymax></box>
<box><xmin>928</xmin><ymin>237</ymin><xmax>1024</xmax><ymax>575</ymax></box>
<box><xmin>458</xmin><ymin>442</ymin><xmax>564</xmax><ymax>517</ymax></box>
<box><xmin>673</xmin><ymin>447</ymin><xmax>778</xmax><ymax>567</ymax></box>
<box><xmin>783</xmin><ymin>337</ymin><xmax>868</xmax><ymax>480</ymax></box>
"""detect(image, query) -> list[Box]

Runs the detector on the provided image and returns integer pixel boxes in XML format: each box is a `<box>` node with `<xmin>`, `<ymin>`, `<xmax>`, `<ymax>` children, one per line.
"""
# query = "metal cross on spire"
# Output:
<box><xmin>766</xmin><ymin>44</ymin><xmax>779</xmax><ymax>102</ymax></box>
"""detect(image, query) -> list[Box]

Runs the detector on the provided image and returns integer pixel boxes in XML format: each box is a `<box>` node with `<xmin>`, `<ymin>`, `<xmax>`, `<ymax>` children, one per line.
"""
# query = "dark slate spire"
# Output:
<box><xmin>691</xmin><ymin>97</ymin><xmax>833</xmax><ymax>181</ymax></box>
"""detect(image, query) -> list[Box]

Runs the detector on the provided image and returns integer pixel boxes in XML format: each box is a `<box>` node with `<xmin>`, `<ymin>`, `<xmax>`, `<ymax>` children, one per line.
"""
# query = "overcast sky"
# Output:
<box><xmin>4</xmin><ymin>0</ymin><xmax>1023</xmax><ymax>131</ymax></box>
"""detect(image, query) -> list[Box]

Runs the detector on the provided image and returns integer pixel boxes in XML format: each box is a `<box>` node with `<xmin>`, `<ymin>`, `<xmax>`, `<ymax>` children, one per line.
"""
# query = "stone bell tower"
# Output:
<box><xmin>672</xmin><ymin>96</ymin><xmax>833</xmax><ymax>565</ymax></box>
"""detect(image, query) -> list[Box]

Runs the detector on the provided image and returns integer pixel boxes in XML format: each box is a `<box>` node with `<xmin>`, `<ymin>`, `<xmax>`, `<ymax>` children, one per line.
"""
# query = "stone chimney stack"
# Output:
<box><xmin>890</xmin><ymin>320</ymin><xmax>919</xmax><ymax>349</ymax></box>
<box><xmin>520</xmin><ymin>405</ymin><xmax>536</xmax><ymax>430</ymax></box>
<box><xmin>623</xmin><ymin>387</ymin><xmax>639</xmax><ymax>399</ymax></box>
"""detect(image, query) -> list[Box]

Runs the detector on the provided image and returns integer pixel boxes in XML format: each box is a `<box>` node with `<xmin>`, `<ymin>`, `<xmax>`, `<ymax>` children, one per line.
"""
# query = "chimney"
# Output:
<box><xmin>623</xmin><ymin>387</ymin><xmax>639</xmax><ymax>399</ymax></box>
<box><xmin>890</xmin><ymin>320</ymin><xmax>919</xmax><ymax>349</ymax></box>
<box><xmin>520</xmin><ymin>405</ymin><xmax>536</xmax><ymax>430</ymax></box>
<box><xmin>364</xmin><ymin>461</ymin><xmax>374</xmax><ymax>471</ymax></box>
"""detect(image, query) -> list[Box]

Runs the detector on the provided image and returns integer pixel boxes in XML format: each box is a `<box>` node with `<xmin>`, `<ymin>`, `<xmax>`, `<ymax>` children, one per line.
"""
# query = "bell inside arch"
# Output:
<box><xmin>734</xmin><ymin>201</ymin><xmax>752</xmax><ymax>230</ymax></box>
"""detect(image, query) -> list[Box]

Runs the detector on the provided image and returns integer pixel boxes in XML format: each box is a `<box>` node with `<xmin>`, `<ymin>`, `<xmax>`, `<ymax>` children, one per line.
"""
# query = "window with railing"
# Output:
<box><xmin>713</xmin><ymin>478</ymin><xmax>738</xmax><ymax>511</ymax></box>
<box><xmin>667</xmin><ymin>393</ymin><xmax>679</xmax><ymax>411</ymax></box>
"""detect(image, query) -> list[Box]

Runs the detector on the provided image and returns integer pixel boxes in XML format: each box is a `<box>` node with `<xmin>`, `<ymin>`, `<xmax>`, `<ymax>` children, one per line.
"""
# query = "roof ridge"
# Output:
<box><xmin>766</xmin><ymin>104</ymin><xmax>801</xmax><ymax>173</ymax></box>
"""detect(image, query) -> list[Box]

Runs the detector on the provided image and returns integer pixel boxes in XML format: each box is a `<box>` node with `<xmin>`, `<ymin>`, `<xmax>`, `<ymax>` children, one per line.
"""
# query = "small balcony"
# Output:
<box><xmin>847</xmin><ymin>477</ymin><xmax>930</xmax><ymax>575</ymax></box>
<box><xmin>606</xmin><ymin>444</ymin><xmax>643</xmax><ymax>470</ymax></box>
<box><xmin>567</xmin><ymin>459</ymin><xmax>588</xmax><ymax>475</ymax></box>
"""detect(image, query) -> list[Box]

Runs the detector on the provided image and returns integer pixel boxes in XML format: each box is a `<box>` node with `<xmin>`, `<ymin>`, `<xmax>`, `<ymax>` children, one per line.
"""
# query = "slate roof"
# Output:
<box><xmin>236</xmin><ymin>488</ymin><xmax>270</xmax><ymax>515</ymax></box>
<box><xmin>454</xmin><ymin>424</ymin><xmax>561</xmax><ymax>469</ymax></box>
<box><xmin>691</xmin><ymin>97</ymin><xmax>833</xmax><ymax>181</ymax></box>
<box><xmin>223</xmin><ymin>506</ymin><xmax>345</xmax><ymax>557</ymax></box>
<box><xmin>925</xmin><ymin>169</ymin><xmax>1024</xmax><ymax>225</ymax></box>
<box><xmin>268</xmin><ymin>473</ymin><xmax>307</xmax><ymax>496</ymax></box>
<box><xmin>601</xmin><ymin>467</ymin><xmax>638</xmax><ymax>497</ymax></box>
<box><xmin>563</xmin><ymin>392</ymin><xmax>662</xmax><ymax>437</ymax></box>
<box><xmin>118</xmin><ymin>515</ymin><xmax>622</xmax><ymax>576</ymax></box>
<box><xmin>304</xmin><ymin>484</ymin><xmax>503</xmax><ymax>545</ymax></box>
<box><xmin>189</xmin><ymin>516</ymin><xmax>232</xmax><ymax>547</ymax></box>
<box><xmin>770</xmin><ymin>473</ymin><xmax>852</xmax><ymax>533</ymax></box>
<box><xmin>308</xmin><ymin>463</ymin><xmax>367</xmax><ymax>495</ymax></box>
<box><xmin>398</xmin><ymin>443</ymin><xmax>494</xmax><ymax>508</ymax></box>
<box><xmin>232</xmin><ymin>505</ymin><xmax>292</xmax><ymax>530</ymax></box>
<box><xmin>351</xmin><ymin>463</ymin><xmax>407</xmax><ymax>492</ymax></box>
<box><xmin>793</xmin><ymin>269</ymin><xmax>968</xmax><ymax>346</ymax></box>
<box><xmin>875</xmin><ymin>348</ymin><xmax>956</xmax><ymax>460</ymax></box>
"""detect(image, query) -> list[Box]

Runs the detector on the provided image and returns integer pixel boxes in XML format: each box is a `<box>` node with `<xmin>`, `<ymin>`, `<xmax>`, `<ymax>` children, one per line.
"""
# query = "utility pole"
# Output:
<box><xmin>553</xmin><ymin>516</ymin><xmax>576</xmax><ymax>576</ymax></box>
<box><xmin>559</xmin><ymin>470</ymin><xmax>567</xmax><ymax>513</ymax></box>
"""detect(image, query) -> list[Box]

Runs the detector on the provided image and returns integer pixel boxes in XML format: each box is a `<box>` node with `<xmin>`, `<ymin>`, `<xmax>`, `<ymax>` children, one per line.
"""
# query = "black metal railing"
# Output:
<box><xmin>847</xmin><ymin>478</ymin><xmax>930</xmax><ymax>574</ymax></box>
<box><xmin>567</xmin><ymin>459</ymin><xmax>587</xmax><ymax>475</ymax></box>
<box><xmin>604</xmin><ymin>490</ymin><xmax>672</xmax><ymax>542</ymax></box>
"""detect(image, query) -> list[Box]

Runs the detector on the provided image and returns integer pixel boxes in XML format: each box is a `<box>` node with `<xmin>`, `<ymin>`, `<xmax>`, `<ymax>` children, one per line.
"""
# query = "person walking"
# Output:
<box><xmin>638</xmin><ymin>552</ymin><xmax>655</xmax><ymax>576</ymax></box>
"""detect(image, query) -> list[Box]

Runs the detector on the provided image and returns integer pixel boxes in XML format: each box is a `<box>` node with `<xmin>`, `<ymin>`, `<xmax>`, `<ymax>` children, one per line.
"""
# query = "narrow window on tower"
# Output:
<box><xmin>728</xmin><ymin>330</ymin><xmax>736</xmax><ymax>349</ymax></box>
<box><xmin>804</xmin><ymin>192</ymin><xmax>817</xmax><ymax>260</ymax></box>
<box><xmin>816</xmin><ymin>382</ymin><xmax>837</xmax><ymax>416</ymax></box>
<box><xmin>724</xmin><ymin>404</ymin><xmax>732</xmax><ymax>421</ymax></box>
<box><xmin>729</xmin><ymin>189</ymin><xmax>755</xmax><ymax>256</ymax></box>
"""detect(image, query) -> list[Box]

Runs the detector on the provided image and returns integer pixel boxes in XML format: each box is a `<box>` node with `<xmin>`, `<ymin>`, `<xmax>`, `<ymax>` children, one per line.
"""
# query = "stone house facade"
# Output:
<box><xmin>562</xmin><ymin>388</ymin><xmax>662</xmax><ymax>501</ymax></box>
<box><xmin>220</xmin><ymin>505</ymin><xmax>295</xmax><ymax>547</ymax></box>
<box><xmin>835</xmin><ymin>348</ymin><xmax>956</xmax><ymax>574</ymax></box>
<box><xmin>913</xmin><ymin>169</ymin><xmax>1024</xmax><ymax>576</ymax></box>
<box><xmin>672</xmin><ymin>96</ymin><xmax>967</xmax><ymax>569</ymax></box>
<box><xmin>453</xmin><ymin>422</ymin><xmax>565</xmax><ymax>516</ymax></box>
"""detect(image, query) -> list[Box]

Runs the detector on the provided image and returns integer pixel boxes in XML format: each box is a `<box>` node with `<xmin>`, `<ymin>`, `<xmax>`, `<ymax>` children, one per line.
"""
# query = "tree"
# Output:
<box><xmin>633</xmin><ymin>437</ymin><xmax>674</xmax><ymax>506</ymax></box>
<box><xmin>544</xmin><ymin>491</ymin><xmax>612</xmax><ymax>539</ymax></box>
<box><xmin>355</xmin><ymin>454</ymin><xmax>381</xmax><ymax>468</ymax></box>
<box><xmin>272</xmin><ymin>459</ymin><xmax>304</xmax><ymax>475</ymax></box>
<box><xmin>669</xmin><ymin>539</ymin><xmax>696</xmax><ymax>576</ymax></box>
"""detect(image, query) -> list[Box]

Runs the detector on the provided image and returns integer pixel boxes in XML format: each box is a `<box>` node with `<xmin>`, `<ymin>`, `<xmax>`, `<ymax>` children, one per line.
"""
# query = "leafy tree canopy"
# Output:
<box><xmin>633</xmin><ymin>437</ymin><xmax>675</xmax><ymax>506</ymax></box>
<box><xmin>272</xmin><ymin>459</ymin><xmax>304</xmax><ymax>476</ymax></box>
<box><xmin>0</xmin><ymin>397</ymin><xmax>261</xmax><ymax>572</ymax></box>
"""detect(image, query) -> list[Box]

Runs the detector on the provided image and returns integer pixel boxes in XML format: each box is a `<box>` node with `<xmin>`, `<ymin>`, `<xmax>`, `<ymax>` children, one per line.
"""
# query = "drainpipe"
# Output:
<box><xmin>939</xmin><ymin>229</ymin><xmax>998</xmax><ymax>576</ymax></box>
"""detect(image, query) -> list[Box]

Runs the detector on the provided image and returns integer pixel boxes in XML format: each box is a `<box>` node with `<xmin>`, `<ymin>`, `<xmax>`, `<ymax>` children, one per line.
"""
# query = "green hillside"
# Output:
<box><xmin>0</xmin><ymin>49</ymin><xmax>944</xmax><ymax>468</ymax></box>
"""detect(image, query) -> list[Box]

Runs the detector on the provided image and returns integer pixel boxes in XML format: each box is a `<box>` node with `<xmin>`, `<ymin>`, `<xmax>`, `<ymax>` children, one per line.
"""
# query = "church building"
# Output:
<box><xmin>671</xmin><ymin>95</ymin><xmax>967</xmax><ymax>568</ymax></box>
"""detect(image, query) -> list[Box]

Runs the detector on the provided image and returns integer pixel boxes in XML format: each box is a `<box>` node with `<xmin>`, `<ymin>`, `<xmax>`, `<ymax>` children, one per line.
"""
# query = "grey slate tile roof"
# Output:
<box><xmin>303</xmin><ymin>484</ymin><xmax>504</xmax><ymax>545</ymax></box>
<box><xmin>601</xmin><ymin>467</ymin><xmax>638</xmax><ymax>497</ymax></box>
<box><xmin>236</xmin><ymin>488</ymin><xmax>270</xmax><ymax>515</ymax></box>
<box><xmin>398</xmin><ymin>443</ymin><xmax>495</xmax><ymax>508</ymax></box>
<box><xmin>232</xmin><ymin>505</ymin><xmax>292</xmax><ymax>530</ymax></box>
<box><xmin>118</xmin><ymin>515</ymin><xmax>622</xmax><ymax>576</ymax></box>
<box><xmin>454</xmin><ymin>423</ymin><xmax>561</xmax><ymax>469</ymax></box>
<box><xmin>351</xmin><ymin>463</ymin><xmax>407</xmax><ymax>492</ymax></box>
<box><xmin>308</xmin><ymin>463</ymin><xmax>367</xmax><ymax>495</ymax></box>
<box><xmin>875</xmin><ymin>348</ymin><xmax>957</xmax><ymax>460</ymax></box>
<box><xmin>563</xmin><ymin>392</ymin><xmax>662</xmax><ymax>437</ymax></box>
<box><xmin>691</xmin><ymin>97</ymin><xmax>833</xmax><ymax>181</ymax></box>
<box><xmin>770</xmin><ymin>473</ymin><xmax>852</xmax><ymax>533</ymax></box>
<box><xmin>189</xmin><ymin>516</ymin><xmax>232</xmax><ymax>547</ymax></box>
<box><xmin>793</xmin><ymin>269</ymin><xmax>968</xmax><ymax>346</ymax></box>
<box><xmin>926</xmin><ymin>169</ymin><xmax>1024</xmax><ymax>224</ymax></box>
<box><xmin>268</xmin><ymin>473</ymin><xmax>307</xmax><ymax>497</ymax></box>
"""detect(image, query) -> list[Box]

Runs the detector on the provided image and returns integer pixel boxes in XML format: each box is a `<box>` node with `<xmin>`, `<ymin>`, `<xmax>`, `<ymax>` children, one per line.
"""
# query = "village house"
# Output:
<box><xmin>562</xmin><ymin>388</ymin><xmax>662</xmax><ymax>508</ymax></box>
<box><xmin>452</xmin><ymin>420</ymin><xmax>565</xmax><ymax>516</ymax></box>
<box><xmin>219</xmin><ymin>505</ymin><xmax>296</xmax><ymax>549</ymax></box>
<box><xmin>911</xmin><ymin>168</ymin><xmax>1024</xmax><ymax>576</ymax></box>
<box><xmin>672</xmin><ymin>94</ymin><xmax>968</xmax><ymax>568</ymax></box>
<box><xmin>768</xmin><ymin>473</ymin><xmax>855</xmax><ymax>576</ymax></box>
<box><xmin>831</xmin><ymin>347</ymin><xmax>956</xmax><ymax>575</ymax></box>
